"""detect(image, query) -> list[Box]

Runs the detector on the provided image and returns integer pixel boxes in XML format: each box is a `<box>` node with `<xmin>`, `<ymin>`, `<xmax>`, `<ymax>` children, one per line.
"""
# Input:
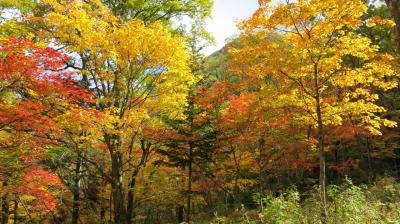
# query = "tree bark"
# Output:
<box><xmin>186</xmin><ymin>96</ymin><xmax>195</xmax><ymax>224</ymax></box>
<box><xmin>176</xmin><ymin>206</ymin><xmax>184</xmax><ymax>223</ymax></box>
<box><xmin>111</xmin><ymin>150</ymin><xmax>127</xmax><ymax>224</ymax></box>
<box><xmin>72</xmin><ymin>150</ymin><xmax>82</xmax><ymax>224</ymax></box>
<box><xmin>126</xmin><ymin>177</ymin><xmax>136</xmax><ymax>224</ymax></box>
<box><xmin>365</xmin><ymin>137</ymin><xmax>374</xmax><ymax>182</ymax></box>
<box><xmin>13</xmin><ymin>197</ymin><xmax>18</xmax><ymax>224</ymax></box>
<box><xmin>186</xmin><ymin>142</ymin><xmax>193</xmax><ymax>224</ymax></box>
<box><xmin>100</xmin><ymin>205</ymin><xmax>106</xmax><ymax>224</ymax></box>
<box><xmin>126</xmin><ymin>140</ymin><xmax>150</xmax><ymax>224</ymax></box>
<box><xmin>314</xmin><ymin>63</ymin><xmax>327</xmax><ymax>223</ymax></box>
<box><xmin>258</xmin><ymin>138</ymin><xmax>265</xmax><ymax>211</ymax></box>
<box><xmin>316</xmin><ymin>100</ymin><xmax>327</xmax><ymax>223</ymax></box>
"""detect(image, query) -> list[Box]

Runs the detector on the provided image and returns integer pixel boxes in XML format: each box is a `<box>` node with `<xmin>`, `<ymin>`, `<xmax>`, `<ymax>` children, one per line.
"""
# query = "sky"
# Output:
<box><xmin>203</xmin><ymin>0</ymin><xmax>260</xmax><ymax>55</ymax></box>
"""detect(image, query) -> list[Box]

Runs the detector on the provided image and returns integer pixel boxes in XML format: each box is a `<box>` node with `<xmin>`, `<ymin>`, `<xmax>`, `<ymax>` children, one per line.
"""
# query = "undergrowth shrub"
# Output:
<box><xmin>209</xmin><ymin>177</ymin><xmax>400</xmax><ymax>224</ymax></box>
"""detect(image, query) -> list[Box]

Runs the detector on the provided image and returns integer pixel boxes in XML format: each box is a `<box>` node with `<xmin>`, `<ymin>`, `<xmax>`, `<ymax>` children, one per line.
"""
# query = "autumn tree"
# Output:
<box><xmin>50</xmin><ymin>107</ymin><xmax>105</xmax><ymax>224</ymax></box>
<box><xmin>0</xmin><ymin>37</ymin><xmax>90</xmax><ymax>223</ymax></box>
<box><xmin>148</xmin><ymin>18</ymin><xmax>216</xmax><ymax>222</ymax></box>
<box><xmin>231</xmin><ymin>0</ymin><xmax>398</xmax><ymax>221</ymax></box>
<box><xmin>196</xmin><ymin>61</ymin><xmax>311</xmax><ymax>209</ymax></box>
<box><xmin>24</xmin><ymin>1</ymin><xmax>195</xmax><ymax>223</ymax></box>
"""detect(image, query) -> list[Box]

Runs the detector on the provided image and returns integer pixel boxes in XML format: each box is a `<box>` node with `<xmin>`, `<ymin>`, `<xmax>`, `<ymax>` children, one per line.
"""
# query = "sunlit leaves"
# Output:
<box><xmin>232</xmin><ymin>0</ymin><xmax>399</xmax><ymax>135</ymax></box>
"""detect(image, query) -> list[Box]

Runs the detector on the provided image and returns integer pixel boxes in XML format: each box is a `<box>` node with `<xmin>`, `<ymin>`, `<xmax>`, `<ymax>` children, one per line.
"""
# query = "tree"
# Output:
<box><xmin>154</xmin><ymin>95</ymin><xmax>219</xmax><ymax>223</ymax></box>
<box><xmin>360</xmin><ymin>1</ymin><xmax>397</xmax><ymax>54</ymax></box>
<box><xmin>101</xmin><ymin>0</ymin><xmax>213</xmax><ymax>23</ymax></box>
<box><xmin>27</xmin><ymin>1</ymin><xmax>195</xmax><ymax>223</ymax></box>
<box><xmin>51</xmin><ymin>107</ymin><xmax>104</xmax><ymax>224</ymax></box>
<box><xmin>150</xmin><ymin>19</ymin><xmax>216</xmax><ymax>222</ymax></box>
<box><xmin>0</xmin><ymin>37</ymin><xmax>90</xmax><ymax>223</ymax></box>
<box><xmin>231</xmin><ymin>0</ymin><xmax>398</xmax><ymax>221</ymax></box>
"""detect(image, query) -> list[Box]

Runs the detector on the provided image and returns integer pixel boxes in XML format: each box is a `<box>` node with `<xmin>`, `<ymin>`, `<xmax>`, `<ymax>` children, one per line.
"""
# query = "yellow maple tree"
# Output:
<box><xmin>230</xmin><ymin>0</ymin><xmax>399</xmax><ymax>221</ymax></box>
<box><xmin>27</xmin><ymin>0</ymin><xmax>195</xmax><ymax>223</ymax></box>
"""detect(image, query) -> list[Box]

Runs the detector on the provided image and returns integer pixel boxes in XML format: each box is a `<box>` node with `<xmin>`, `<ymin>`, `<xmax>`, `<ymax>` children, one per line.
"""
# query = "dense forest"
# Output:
<box><xmin>1</xmin><ymin>0</ymin><xmax>400</xmax><ymax>223</ymax></box>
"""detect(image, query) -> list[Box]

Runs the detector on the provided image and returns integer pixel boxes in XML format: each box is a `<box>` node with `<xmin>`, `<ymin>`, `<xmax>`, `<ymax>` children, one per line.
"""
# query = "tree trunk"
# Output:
<box><xmin>335</xmin><ymin>147</ymin><xmax>340</xmax><ymax>184</ymax></box>
<box><xmin>258</xmin><ymin>138</ymin><xmax>265</xmax><ymax>211</ymax></box>
<box><xmin>126</xmin><ymin>140</ymin><xmax>151</xmax><ymax>223</ymax></box>
<box><xmin>100</xmin><ymin>205</ymin><xmax>106</xmax><ymax>224</ymax></box>
<box><xmin>186</xmin><ymin>143</ymin><xmax>193</xmax><ymax>223</ymax></box>
<box><xmin>72</xmin><ymin>150</ymin><xmax>82</xmax><ymax>224</ymax></box>
<box><xmin>316</xmin><ymin>89</ymin><xmax>327</xmax><ymax>223</ymax></box>
<box><xmin>176</xmin><ymin>206</ymin><xmax>184</xmax><ymax>223</ymax></box>
<box><xmin>366</xmin><ymin>137</ymin><xmax>374</xmax><ymax>182</ymax></box>
<box><xmin>111</xmin><ymin>151</ymin><xmax>127</xmax><ymax>224</ymax></box>
<box><xmin>1</xmin><ymin>182</ymin><xmax>9</xmax><ymax>224</ymax></box>
<box><xmin>126</xmin><ymin>177</ymin><xmax>136</xmax><ymax>224</ymax></box>
<box><xmin>385</xmin><ymin>0</ymin><xmax>400</xmax><ymax>52</ymax></box>
<box><xmin>13</xmin><ymin>197</ymin><xmax>18</xmax><ymax>224</ymax></box>
<box><xmin>314</xmin><ymin>62</ymin><xmax>327</xmax><ymax>223</ymax></box>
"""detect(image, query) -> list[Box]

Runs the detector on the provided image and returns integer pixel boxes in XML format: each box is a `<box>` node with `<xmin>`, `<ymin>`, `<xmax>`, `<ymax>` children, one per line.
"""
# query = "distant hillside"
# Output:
<box><xmin>202</xmin><ymin>40</ymin><xmax>236</xmax><ymax>79</ymax></box>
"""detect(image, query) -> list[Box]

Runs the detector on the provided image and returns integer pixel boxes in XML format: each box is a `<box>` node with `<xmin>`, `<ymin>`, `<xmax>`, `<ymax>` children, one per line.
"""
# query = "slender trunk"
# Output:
<box><xmin>258</xmin><ymin>138</ymin><xmax>265</xmax><ymax>211</ymax></box>
<box><xmin>109</xmin><ymin>191</ymin><xmax>113</xmax><ymax>222</ymax></box>
<box><xmin>126</xmin><ymin>177</ymin><xmax>136</xmax><ymax>224</ymax></box>
<box><xmin>111</xmin><ymin>151</ymin><xmax>127</xmax><ymax>224</ymax></box>
<box><xmin>366</xmin><ymin>137</ymin><xmax>373</xmax><ymax>182</ymax></box>
<box><xmin>317</xmin><ymin>98</ymin><xmax>327</xmax><ymax>223</ymax></box>
<box><xmin>396</xmin><ymin>148</ymin><xmax>400</xmax><ymax>179</ymax></box>
<box><xmin>72</xmin><ymin>150</ymin><xmax>82</xmax><ymax>224</ymax></box>
<box><xmin>314</xmin><ymin>63</ymin><xmax>327</xmax><ymax>223</ymax></box>
<box><xmin>335</xmin><ymin>147</ymin><xmax>340</xmax><ymax>184</ymax></box>
<box><xmin>126</xmin><ymin>140</ymin><xmax>150</xmax><ymax>223</ymax></box>
<box><xmin>186</xmin><ymin>97</ymin><xmax>195</xmax><ymax>223</ymax></box>
<box><xmin>100</xmin><ymin>205</ymin><xmax>106</xmax><ymax>224</ymax></box>
<box><xmin>386</xmin><ymin>0</ymin><xmax>400</xmax><ymax>180</ymax></box>
<box><xmin>192</xmin><ymin>202</ymin><xmax>195</xmax><ymax>217</ymax></box>
<box><xmin>186</xmin><ymin>143</ymin><xmax>193</xmax><ymax>223</ymax></box>
<box><xmin>13</xmin><ymin>197</ymin><xmax>18</xmax><ymax>224</ymax></box>
<box><xmin>176</xmin><ymin>206</ymin><xmax>184</xmax><ymax>223</ymax></box>
<box><xmin>231</xmin><ymin>149</ymin><xmax>240</xmax><ymax>206</ymax></box>
<box><xmin>1</xmin><ymin>182</ymin><xmax>9</xmax><ymax>224</ymax></box>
